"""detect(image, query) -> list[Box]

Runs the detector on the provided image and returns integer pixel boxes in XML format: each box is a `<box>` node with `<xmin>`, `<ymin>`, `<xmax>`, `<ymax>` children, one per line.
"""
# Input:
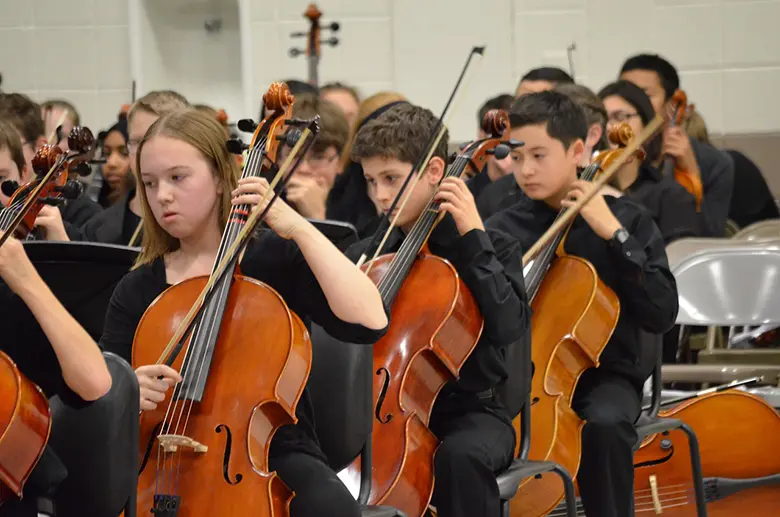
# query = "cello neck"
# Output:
<box><xmin>376</xmin><ymin>155</ymin><xmax>471</xmax><ymax>306</ymax></box>
<box><xmin>308</xmin><ymin>55</ymin><xmax>319</xmax><ymax>87</ymax></box>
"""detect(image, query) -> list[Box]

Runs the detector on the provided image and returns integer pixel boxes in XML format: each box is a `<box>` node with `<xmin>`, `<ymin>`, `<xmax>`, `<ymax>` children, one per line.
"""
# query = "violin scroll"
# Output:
<box><xmin>263</xmin><ymin>82</ymin><xmax>295</xmax><ymax>114</ymax></box>
<box><xmin>481</xmin><ymin>109</ymin><xmax>510</xmax><ymax>139</ymax></box>
<box><xmin>67</xmin><ymin>126</ymin><xmax>95</xmax><ymax>155</ymax></box>
<box><xmin>31</xmin><ymin>145</ymin><xmax>64</xmax><ymax>176</ymax></box>
<box><xmin>608</xmin><ymin>122</ymin><xmax>634</xmax><ymax>148</ymax></box>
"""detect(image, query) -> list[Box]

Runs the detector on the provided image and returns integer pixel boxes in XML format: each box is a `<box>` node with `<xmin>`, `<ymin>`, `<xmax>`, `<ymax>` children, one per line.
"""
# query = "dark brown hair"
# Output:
<box><xmin>351</xmin><ymin>103</ymin><xmax>448</xmax><ymax>165</ymax></box>
<box><xmin>292</xmin><ymin>93</ymin><xmax>350</xmax><ymax>154</ymax></box>
<box><xmin>0</xmin><ymin>119</ymin><xmax>25</xmax><ymax>173</ymax></box>
<box><xmin>0</xmin><ymin>93</ymin><xmax>45</xmax><ymax>145</ymax></box>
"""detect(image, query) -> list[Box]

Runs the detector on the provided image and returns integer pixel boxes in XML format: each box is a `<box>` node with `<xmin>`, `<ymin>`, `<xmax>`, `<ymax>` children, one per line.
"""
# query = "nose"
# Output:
<box><xmin>373</xmin><ymin>184</ymin><xmax>392</xmax><ymax>207</ymax></box>
<box><xmin>155</xmin><ymin>180</ymin><xmax>174</xmax><ymax>205</ymax></box>
<box><xmin>296</xmin><ymin>158</ymin><xmax>314</xmax><ymax>178</ymax></box>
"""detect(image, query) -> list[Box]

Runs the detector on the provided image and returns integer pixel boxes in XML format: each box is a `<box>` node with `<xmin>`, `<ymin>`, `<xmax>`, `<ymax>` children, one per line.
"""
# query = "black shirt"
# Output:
<box><xmin>77</xmin><ymin>190</ymin><xmax>141</xmax><ymax>245</ymax></box>
<box><xmin>726</xmin><ymin>149</ymin><xmax>779</xmax><ymax>229</ymax></box>
<box><xmin>474</xmin><ymin>174</ymin><xmax>523</xmax><ymax>220</ymax></box>
<box><xmin>690</xmin><ymin>138</ymin><xmax>734</xmax><ymax>237</ymax></box>
<box><xmin>59</xmin><ymin>193</ymin><xmax>102</xmax><ymax>229</ymax></box>
<box><xmin>326</xmin><ymin>160</ymin><xmax>381</xmax><ymax>239</ymax></box>
<box><xmin>100</xmin><ymin>230</ymin><xmax>389</xmax><ymax>460</ymax></box>
<box><xmin>625</xmin><ymin>163</ymin><xmax>700</xmax><ymax>243</ymax></box>
<box><xmin>487</xmin><ymin>195</ymin><xmax>678</xmax><ymax>388</ymax></box>
<box><xmin>345</xmin><ymin>214</ymin><xmax>529</xmax><ymax>396</ymax></box>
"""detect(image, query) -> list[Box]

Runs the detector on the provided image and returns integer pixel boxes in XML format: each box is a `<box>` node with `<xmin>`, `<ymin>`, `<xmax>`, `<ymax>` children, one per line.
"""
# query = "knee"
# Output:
<box><xmin>582</xmin><ymin>410</ymin><xmax>636</xmax><ymax>448</ymax></box>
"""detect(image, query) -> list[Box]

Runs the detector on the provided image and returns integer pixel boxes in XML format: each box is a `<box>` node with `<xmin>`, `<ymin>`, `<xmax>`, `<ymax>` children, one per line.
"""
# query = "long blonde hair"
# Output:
<box><xmin>340</xmin><ymin>91</ymin><xmax>407</xmax><ymax>169</ymax></box>
<box><xmin>133</xmin><ymin>109</ymin><xmax>240</xmax><ymax>267</ymax></box>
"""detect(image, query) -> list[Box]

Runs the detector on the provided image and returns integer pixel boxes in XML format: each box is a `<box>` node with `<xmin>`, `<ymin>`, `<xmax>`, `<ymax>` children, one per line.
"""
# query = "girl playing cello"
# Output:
<box><xmin>99</xmin><ymin>109</ymin><xmax>388</xmax><ymax>517</ymax></box>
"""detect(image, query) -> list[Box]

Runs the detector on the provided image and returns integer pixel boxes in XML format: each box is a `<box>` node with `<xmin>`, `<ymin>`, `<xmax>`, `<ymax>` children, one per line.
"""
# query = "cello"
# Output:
<box><xmin>508</xmin><ymin>119</ymin><xmax>663</xmax><ymax>517</ymax></box>
<box><xmin>661</xmin><ymin>90</ymin><xmax>703</xmax><ymax>211</ymax></box>
<box><xmin>0</xmin><ymin>129</ymin><xmax>96</xmax><ymax>504</ymax></box>
<box><xmin>341</xmin><ymin>108</ymin><xmax>518</xmax><ymax>517</ymax></box>
<box><xmin>132</xmin><ymin>83</ymin><xmax>320</xmax><ymax>516</ymax></box>
<box><xmin>288</xmin><ymin>3</ymin><xmax>339</xmax><ymax>87</ymax></box>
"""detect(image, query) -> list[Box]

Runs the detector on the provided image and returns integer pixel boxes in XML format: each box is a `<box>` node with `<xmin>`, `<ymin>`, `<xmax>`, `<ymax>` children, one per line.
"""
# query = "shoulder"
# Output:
<box><xmin>485</xmin><ymin>194</ymin><xmax>534</xmax><ymax>228</ymax></box>
<box><xmin>240</xmin><ymin>230</ymin><xmax>302</xmax><ymax>279</ymax></box>
<box><xmin>690</xmin><ymin>139</ymin><xmax>733</xmax><ymax>170</ymax></box>
<box><xmin>606</xmin><ymin>195</ymin><xmax>656</xmax><ymax>228</ymax></box>
<box><xmin>345</xmin><ymin>235</ymin><xmax>372</xmax><ymax>262</ymax></box>
<box><xmin>112</xmin><ymin>260</ymin><xmax>164</xmax><ymax>302</ymax></box>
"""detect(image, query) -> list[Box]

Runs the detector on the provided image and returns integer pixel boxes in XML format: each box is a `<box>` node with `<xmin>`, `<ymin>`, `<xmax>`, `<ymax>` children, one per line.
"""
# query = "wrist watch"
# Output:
<box><xmin>611</xmin><ymin>228</ymin><xmax>629</xmax><ymax>245</ymax></box>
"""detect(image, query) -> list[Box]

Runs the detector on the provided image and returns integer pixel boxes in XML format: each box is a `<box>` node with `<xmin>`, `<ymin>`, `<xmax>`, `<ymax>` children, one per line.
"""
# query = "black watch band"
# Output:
<box><xmin>611</xmin><ymin>228</ymin><xmax>629</xmax><ymax>245</ymax></box>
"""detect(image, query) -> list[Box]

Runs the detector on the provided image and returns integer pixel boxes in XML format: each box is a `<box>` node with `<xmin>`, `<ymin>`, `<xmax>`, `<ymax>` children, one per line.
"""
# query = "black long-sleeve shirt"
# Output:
<box><xmin>625</xmin><ymin>163</ymin><xmax>700</xmax><ymax>243</ymax></box>
<box><xmin>487</xmin><ymin>195</ymin><xmax>678</xmax><ymax>387</ymax></box>
<box><xmin>346</xmin><ymin>214</ymin><xmax>530</xmax><ymax>396</ymax></box>
<box><xmin>726</xmin><ymin>149</ymin><xmax>779</xmax><ymax>228</ymax></box>
<box><xmin>691</xmin><ymin>138</ymin><xmax>734</xmax><ymax>237</ymax></box>
<box><xmin>100</xmin><ymin>229</ymin><xmax>389</xmax><ymax>461</ymax></box>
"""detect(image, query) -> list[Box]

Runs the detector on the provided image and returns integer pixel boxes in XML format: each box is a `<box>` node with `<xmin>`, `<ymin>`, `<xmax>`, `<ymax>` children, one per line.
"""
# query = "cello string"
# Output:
<box><xmin>153</xmin><ymin>134</ymin><xmax>269</xmax><ymax>496</ymax></box>
<box><xmin>544</xmin><ymin>484</ymin><xmax>696</xmax><ymax>517</ymax></box>
<box><xmin>377</xmin><ymin>155</ymin><xmax>469</xmax><ymax>298</ymax></box>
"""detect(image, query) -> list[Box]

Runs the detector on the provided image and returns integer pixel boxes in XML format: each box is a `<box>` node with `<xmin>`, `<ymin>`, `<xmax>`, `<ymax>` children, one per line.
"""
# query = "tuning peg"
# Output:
<box><xmin>1</xmin><ymin>180</ymin><xmax>19</xmax><ymax>197</ymax></box>
<box><xmin>68</xmin><ymin>162</ymin><xmax>91</xmax><ymax>176</ymax></box>
<box><xmin>55</xmin><ymin>180</ymin><xmax>84</xmax><ymax>200</ymax></box>
<box><xmin>289</xmin><ymin>47</ymin><xmax>304</xmax><ymax>58</ymax></box>
<box><xmin>284</xmin><ymin>118</ymin><xmax>310</xmax><ymax>128</ymax></box>
<box><xmin>489</xmin><ymin>144</ymin><xmax>511</xmax><ymax>160</ymax></box>
<box><xmin>290</xmin><ymin>31</ymin><xmax>307</xmax><ymax>38</ymax></box>
<box><xmin>285</xmin><ymin>128</ymin><xmax>304</xmax><ymax>147</ymax></box>
<box><xmin>226</xmin><ymin>138</ymin><xmax>249</xmax><ymax>155</ymax></box>
<box><xmin>321</xmin><ymin>37</ymin><xmax>338</xmax><ymax>46</ymax></box>
<box><xmin>325</xmin><ymin>21</ymin><xmax>340</xmax><ymax>31</ymax></box>
<box><xmin>237</xmin><ymin>119</ymin><xmax>258</xmax><ymax>133</ymax></box>
<box><xmin>507</xmin><ymin>139</ymin><xmax>524</xmax><ymax>149</ymax></box>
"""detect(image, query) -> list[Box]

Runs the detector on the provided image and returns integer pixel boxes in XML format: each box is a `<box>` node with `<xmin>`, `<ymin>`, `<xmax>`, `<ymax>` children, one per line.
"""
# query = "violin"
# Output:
<box><xmin>341</xmin><ymin>109</ymin><xmax>517</xmax><ymax>517</ymax></box>
<box><xmin>0</xmin><ymin>350</ymin><xmax>51</xmax><ymax>506</ymax></box>
<box><xmin>132</xmin><ymin>82</ymin><xmax>320</xmax><ymax>516</ymax></box>
<box><xmin>661</xmin><ymin>90</ymin><xmax>703</xmax><ymax>211</ymax></box>
<box><xmin>0</xmin><ymin>127</ymin><xmax>94</xmax><ymax>246</ymax></box>
<box><xmin>508</xmin><ymin>120</ymin><xmax>662</xmax><ymax>517</ymax></box>
<box><xmin>289</xmin><ymin>3</ymin><xmax>339</xmax><ymax>87</ymax></box>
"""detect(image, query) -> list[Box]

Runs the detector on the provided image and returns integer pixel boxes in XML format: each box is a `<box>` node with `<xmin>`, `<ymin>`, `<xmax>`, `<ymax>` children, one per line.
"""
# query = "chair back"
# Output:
<box><xmin>673</xmin><ymin>247</ymin><xmax>780</xmax><ymax>327</ymax></box>
<box><xmin>308</xmin><ymin>323</ymin><xmax>374</xmax><ymax>471</ymax></box>
<box><xmin>666</xmin><ymin>237</ymin><xmax>780</xmax><ymax>271</ymax></box>
<box><xmin>734</xmin><ymin>219</ymin><xmax>780</xmax><ymax>241</ymax></box>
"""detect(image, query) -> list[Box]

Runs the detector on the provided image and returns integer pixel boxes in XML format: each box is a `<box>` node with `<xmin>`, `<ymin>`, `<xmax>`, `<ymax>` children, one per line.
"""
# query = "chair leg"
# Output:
<box><xmin>499</xmin><ymin>499</ymin><xmax>510</xmax><ymax>517</ymax></box>
<box><xmin>551</xmin><ymin>466</ymin><xmax>578</xmax><ymax>517</ymax></box>
<box><xmin>679</xmin><ymin>423</ymin><xmax>709</xmax><ymax>517</ymax></box>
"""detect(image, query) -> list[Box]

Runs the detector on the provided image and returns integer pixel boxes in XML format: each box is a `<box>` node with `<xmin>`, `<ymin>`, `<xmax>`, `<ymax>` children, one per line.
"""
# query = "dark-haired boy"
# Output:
<box><xmin>487</xmin><ymin>90</ymin><xmax>679</xmax><ymax>517</ymax></box>
<box><xmin>467</xmin><ymin>93</ymin><xmax>515</xmax><ymax>201</ymax></box>
<box><xmin>619</xmin><ymin>53</ymin><xmax>734</xmax><ymax>237</ymax></box>
<box><xmin>516</xmin><ymin>66</ymin><xmax>574</xmax><ymax>97</ymax></box>
<box><xmin>349</xmin><ymin>103</ymin><xmax>530</xmax><ymax>517</ymax></box>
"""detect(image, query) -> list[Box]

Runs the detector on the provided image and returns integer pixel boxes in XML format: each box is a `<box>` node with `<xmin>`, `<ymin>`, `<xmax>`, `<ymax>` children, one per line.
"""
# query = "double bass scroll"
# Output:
<box><xmin>289</xmin><ymin>3</ymin><xmax>340</xmax><ymax>87</ymax></box>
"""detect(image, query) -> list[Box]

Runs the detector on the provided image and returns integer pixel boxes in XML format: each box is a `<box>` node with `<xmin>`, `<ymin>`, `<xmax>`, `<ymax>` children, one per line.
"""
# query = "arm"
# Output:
<box><xmin>0</xmin><ymin>236</ymin><xmax>110</xmax><ymax>400</ymax></box>
<box><xmin>563</xmin><ymin>181</ymin><xmax>679</xmax><ymax>333</ymax></box>
<box><xmin>434</xmin><ymin>177</ymin><xmax>531</xmax><ymax>347</ymax></box>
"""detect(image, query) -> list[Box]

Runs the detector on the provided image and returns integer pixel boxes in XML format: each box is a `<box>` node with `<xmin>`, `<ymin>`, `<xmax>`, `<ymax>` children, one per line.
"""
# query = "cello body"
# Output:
<box><xmin>509</xmin><ymin>255</ymin><xmax>619</xmax><ymax>517</ymax></box>
<box><xmin>341</xmin><ymin>252</ymin><xmax>483</xmax><ymax>517</ymax></box>
<box><xmin>0</xmin><ymin>350</ymin><xmax>51</xmax><ymax>504</ymax></box>
<box><xmin>634</xmin><ymin>390</ymin><xmax>780</xmax><ymax>516</ymax></box>
<box><xmin>132</xmin><ymin>274</ymin><xmax>312</xmax><ymax>516</ymax></box>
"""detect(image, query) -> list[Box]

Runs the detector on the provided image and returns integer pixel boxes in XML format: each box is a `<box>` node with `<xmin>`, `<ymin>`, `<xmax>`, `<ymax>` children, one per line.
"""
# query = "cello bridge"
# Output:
<box><xmin>157</xmin><ymin>434</ymin><xmax>208</xmax><ymax>453</ymax></box>
<box><xmin>649</xmin><ymin>474</ymin><xmax>663</xmax><ymax>514</ymax></box>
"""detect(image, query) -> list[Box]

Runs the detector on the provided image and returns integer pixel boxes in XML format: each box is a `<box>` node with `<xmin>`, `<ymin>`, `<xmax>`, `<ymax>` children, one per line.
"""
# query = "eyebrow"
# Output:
<box><xmin>526</xmin><ymin>146</ymin><xmax>548</xmax><ymax>152</ymax></box>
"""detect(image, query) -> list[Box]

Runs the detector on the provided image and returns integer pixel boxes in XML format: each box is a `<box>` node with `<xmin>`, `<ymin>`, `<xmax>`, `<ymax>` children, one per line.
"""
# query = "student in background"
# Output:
<box><xmin>321</xmin><ymin>82</ymin><xmax>361</xmax><ymax>128</ymax></box>
<box><xmin>41</xmin><ymin>99</ymin><xmax>80</xmax><ymax>150</ymax></box>
<box><xmin>683</xmin><ymin>110</ymin><xmax>779</xmax><ymax>229</ymax></box>
<box><xmin>515</xmin><ymin>66</ymin><xmax>573</xmax><ymax>98</ymax></box>
<box><xmin>619</xmin><ymin>53</ymin><xmax>734</xmax><ymax>237</ymax></box>
<box><xmin>278</xmin><ymin>94</ymin><xmax>350</xmax><ymax>220</ymax></box>
<box><xmin>599</xmin><ymin>80</ymin><xmax>699</xmax><ymax>244</ymax></box>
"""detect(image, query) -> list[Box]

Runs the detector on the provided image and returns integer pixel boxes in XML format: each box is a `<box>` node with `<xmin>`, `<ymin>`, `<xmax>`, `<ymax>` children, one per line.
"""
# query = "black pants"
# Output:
<box><xmin>270</xmin><ymin>452</ymin><xmax>361</xmax><ymax>517</ymax></box>
<box><xmin>428</xmin><ymin>394</ymin><xmax>516</xmax><ymax>517</ymax></box>
<box><xmin>0</xmin><ymin>353</ymin><xmax>139</xmax><ymax>517</ymax></box>
<box><xmin>573</xmin><ymin>369</ymin><xmax>642</xmax><ymax>517</ymax></box>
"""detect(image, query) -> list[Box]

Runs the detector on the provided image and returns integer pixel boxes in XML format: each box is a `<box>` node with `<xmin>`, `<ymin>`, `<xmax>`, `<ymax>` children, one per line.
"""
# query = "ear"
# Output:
<box><xmin>424</xmin><ymin>156</ymin><xmax>446</xmax><ymax>185</ymax></box>
<box><xmin>20</xmin><ymin>164</ymin><xmax>32</xmax><ymax>183</ymax></box>
<box><xmin>569</xmin><ymin>138</ymin><xmax>586</xmax><ymax>166</ymax></box>
<box><xmin>585</xmin><ymin>123</ymin><xmax>603</xmax><ymax>151</ymax></box>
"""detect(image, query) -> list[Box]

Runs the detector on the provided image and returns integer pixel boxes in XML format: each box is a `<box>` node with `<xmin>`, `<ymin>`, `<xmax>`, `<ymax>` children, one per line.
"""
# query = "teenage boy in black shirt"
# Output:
<box><xmin>487</xmin><ymin>91</ymin><xmax>679</xmax><ymax>517</ymax></box>
<box><xmin>349</xmin><ymin>103</ymin><xmax>530</xmax><ymax>517</ymax></box>
<box><xmin>619</xmin><ymin>53</ymin><xmax>734</xmax><ymax>237</ymax></box>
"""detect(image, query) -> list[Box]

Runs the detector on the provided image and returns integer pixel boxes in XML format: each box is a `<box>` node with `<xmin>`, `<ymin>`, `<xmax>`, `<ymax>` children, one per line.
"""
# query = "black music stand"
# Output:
<box><xmin>22</xmin><ymin>241</ymin><xmax>139</xmax><ymax>339</ymax></box>
<box><xmin>308</xmin><ymin>218</ymin><xmax>359</xmax><ymax>250</ymax></box>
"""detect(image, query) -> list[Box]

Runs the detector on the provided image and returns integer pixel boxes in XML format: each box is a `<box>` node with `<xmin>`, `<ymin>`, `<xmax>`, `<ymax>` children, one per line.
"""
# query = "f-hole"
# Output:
<box><xmin>216</xmin><ymin>424</ymin><xmax>243</xmax><ymax>484</ymax></box>
<box><xmin>140</xmin><ymin>421</ymin><xmax>165</xmax><ymax>474</ymax></box>
<box><xmin>634</xmin><ymin>446</ymin><xmax>675</xmax><ymax>469</ymax></box>
<box><xmin>375</xmin><ymin>367</ymin><xmax>393</xmax><ymax>424</ymax></box>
